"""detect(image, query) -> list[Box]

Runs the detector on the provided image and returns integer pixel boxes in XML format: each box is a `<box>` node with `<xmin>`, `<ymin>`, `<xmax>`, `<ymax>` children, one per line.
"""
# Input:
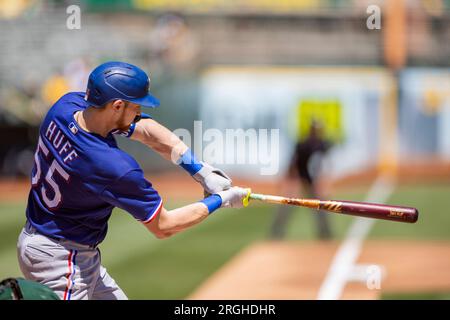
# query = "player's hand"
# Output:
<box><xmin>193</xmin><ymin>162</ymin><xmax>232</xmax><ymax>194</ymax></box>
<box><xmin>215</xmin><ymin>187</ymin><xmax>250</xmax><ymax>209</ymax></box>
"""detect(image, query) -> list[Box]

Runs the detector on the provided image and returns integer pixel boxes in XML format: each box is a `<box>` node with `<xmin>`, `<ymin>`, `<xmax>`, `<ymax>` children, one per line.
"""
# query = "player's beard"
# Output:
<box><xmin>115</xmin><ymin>106</ymin><xmax>132</xmax><ymax>132</ymax></box>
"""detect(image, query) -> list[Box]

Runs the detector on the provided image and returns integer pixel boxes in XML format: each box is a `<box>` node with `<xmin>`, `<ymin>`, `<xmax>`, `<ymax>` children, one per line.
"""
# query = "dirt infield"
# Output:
<box><xmin>189</xmin><ymin>241</ymin><xmax>450</xmax><ymax>300</ymax></box>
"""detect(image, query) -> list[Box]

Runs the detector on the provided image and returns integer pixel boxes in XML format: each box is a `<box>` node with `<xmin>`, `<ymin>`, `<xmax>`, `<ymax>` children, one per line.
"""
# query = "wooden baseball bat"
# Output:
<box><xmin>247</xmin><ymin>193</ymin><xmax>418</xmax><ymax>223</ymax></box>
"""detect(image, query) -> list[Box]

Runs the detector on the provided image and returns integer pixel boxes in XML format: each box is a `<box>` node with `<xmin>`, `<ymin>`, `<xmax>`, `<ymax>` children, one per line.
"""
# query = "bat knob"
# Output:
<box><xmin>242</xmin><ymin>188</ymin><xmax>252</xmax><ymax>207</ymax></box>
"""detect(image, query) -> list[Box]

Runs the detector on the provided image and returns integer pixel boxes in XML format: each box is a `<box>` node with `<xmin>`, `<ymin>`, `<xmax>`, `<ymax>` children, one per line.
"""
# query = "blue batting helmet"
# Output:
<box><xmin>85</xmin><ymin>61</ymin><xmax>160</xmax><ymax>108</ymax></box>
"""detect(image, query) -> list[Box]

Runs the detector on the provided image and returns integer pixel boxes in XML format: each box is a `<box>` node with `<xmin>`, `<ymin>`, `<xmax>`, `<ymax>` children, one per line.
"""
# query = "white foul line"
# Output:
<box><xmin>316</xmin><ymin>175</ymin><xmax>395</xmax><ymax>300</ymax></box>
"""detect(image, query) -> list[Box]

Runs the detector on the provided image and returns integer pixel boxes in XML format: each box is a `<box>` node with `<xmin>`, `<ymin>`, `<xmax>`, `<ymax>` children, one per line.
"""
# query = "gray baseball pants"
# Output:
<box><xmin>17</xmin><ymin>221</ymin><xmax>127</xmax><ymax>300</ymax></box>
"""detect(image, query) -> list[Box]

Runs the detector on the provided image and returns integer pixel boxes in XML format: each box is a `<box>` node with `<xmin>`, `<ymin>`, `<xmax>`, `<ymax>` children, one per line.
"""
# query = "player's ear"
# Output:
<box><xmin>111</xmin><ymin>99</ymin><xmax>126</xmax><ymax>112</ymax></box>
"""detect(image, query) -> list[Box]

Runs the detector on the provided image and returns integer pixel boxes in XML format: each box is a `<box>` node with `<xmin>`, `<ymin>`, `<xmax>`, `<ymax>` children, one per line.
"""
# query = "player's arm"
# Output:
<box><xmin>144</xmin><ymin>187</ymin><xmax>249</xmax><ymax>239</ymax></box>
<box><xmin>130</xmin><ymin>118</ymin><xmax>232</xmax><ymax>194</ymax></box>
<box><xmin>131</xmin><ymin>118</ymin><xmax>188</xmax><ymax>162</ymax></box>
<box><xmin>100</xmin><ymin>170</ymin><xmax>247</xmax><ymax>240</ymax></box>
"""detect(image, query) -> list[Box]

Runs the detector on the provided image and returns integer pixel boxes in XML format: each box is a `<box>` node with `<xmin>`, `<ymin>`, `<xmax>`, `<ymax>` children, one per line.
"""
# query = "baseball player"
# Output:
<box><xmin>17</xmin><ymin>61</ymin><xmax>248</xmax><ymax>300</ymax></box>
<box><xmin>270</xmin><ymin>120</ymin><xmax>332</xmax><ymax>239</ymax></box>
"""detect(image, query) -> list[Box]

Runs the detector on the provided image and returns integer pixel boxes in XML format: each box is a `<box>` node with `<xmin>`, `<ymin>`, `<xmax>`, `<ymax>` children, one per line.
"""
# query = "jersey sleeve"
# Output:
<box><xmin>100</xmin><ymin>169</ymin><xmax>162</xmax><ymax>223</ymax></box>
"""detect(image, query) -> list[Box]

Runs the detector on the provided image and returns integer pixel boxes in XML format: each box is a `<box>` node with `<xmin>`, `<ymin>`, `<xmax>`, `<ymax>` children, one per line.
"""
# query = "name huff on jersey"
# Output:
<box><xmin>45</xmin><ymin>121</ymin><xmax>79</xmax><ymax>164</ymax></box>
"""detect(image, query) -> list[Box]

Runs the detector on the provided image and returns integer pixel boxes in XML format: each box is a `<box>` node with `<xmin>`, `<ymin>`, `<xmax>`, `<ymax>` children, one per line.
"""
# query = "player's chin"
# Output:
<box><xmin>116</xmin><ymin>123</ymin><xmax>132</xmax><ymax>132</ymax></box>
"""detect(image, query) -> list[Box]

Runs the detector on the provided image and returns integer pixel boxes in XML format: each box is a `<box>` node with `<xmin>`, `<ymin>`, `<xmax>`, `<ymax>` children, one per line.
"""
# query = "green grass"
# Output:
<box><xmin>0</xmin><ymin>202</ymin><xmax>27</xmax><ymax>278</ymax></box>
<box><xmin>103</xmin><ymin>206</ymin><xmax>274</xmax><ymax>299</ymax></box>
<box><xmin>1</xmin><ymin>182</ymin><xmax>450</xmax><ymax>299</ymax></box>
<box><xmin>369</xmin><ymin>183</ymin><xmax>450</xmax><ymax>240</ymax></box>
<box><xmin>382</xmin><ymin>291</ymin><xmax>450</xmax><ymax>300</ymax></box>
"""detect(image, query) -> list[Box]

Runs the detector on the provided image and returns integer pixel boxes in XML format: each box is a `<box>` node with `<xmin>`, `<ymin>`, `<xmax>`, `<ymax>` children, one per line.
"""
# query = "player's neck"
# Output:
<box><xmin>76</xmin><ymin>108</ymin><xmax>113</xmax><ymax>138</ymax></box>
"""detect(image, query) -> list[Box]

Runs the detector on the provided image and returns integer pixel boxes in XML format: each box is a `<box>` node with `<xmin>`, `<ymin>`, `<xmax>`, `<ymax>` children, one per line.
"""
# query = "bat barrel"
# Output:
<box><xmin>324</xmin><ymin>200</ymin><xmax>419</xmax><ymax>223</ymax></box>
<box><xmin>249</xmin><ymin>194</ymin><xmax>419</xmax><ymax>224</ymax></box>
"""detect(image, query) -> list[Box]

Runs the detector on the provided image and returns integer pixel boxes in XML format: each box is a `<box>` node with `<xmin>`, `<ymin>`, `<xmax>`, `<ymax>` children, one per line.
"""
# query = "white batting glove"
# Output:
<box><xmin>215</xmin><ymin>187</ymin><xmax>250</xmax><ymax>209</ymax></box>
<box><xmin>193</xmin><ymin>162</ymin><xmax>232</xmax><ymax>194</ymax></box>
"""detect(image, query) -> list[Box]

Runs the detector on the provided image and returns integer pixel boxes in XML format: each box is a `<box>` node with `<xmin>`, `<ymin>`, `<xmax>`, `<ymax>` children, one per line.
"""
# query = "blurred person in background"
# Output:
<box><xmin>148</xmin><ymin>13</ymin><xmax>199</xmax><ymax>74</ymax></box>
<box><xmin>63</xmin><ymin>57</ymin><xmax>91</xmax><ymax>92</ymax></box>
<box><xmin>41</xmin><ymin>70</ymin><xmax>69</xmax><ymax>106</ymax></box>
<box><xmin>270</xmin><ymin>120</ymin><xmax>333</xmax><ymax>240</ymax></box>
<box><xmin>0</xmin><ymin>0</ymin><xmax>34</xmax><ymax>19</ymax></box>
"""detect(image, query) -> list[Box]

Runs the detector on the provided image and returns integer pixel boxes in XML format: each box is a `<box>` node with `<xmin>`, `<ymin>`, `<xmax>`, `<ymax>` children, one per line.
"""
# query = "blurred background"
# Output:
<box><xmin>1</xmin><ymin>0</ymin><xmax>450</xmax><ymax>300</ymax></box>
